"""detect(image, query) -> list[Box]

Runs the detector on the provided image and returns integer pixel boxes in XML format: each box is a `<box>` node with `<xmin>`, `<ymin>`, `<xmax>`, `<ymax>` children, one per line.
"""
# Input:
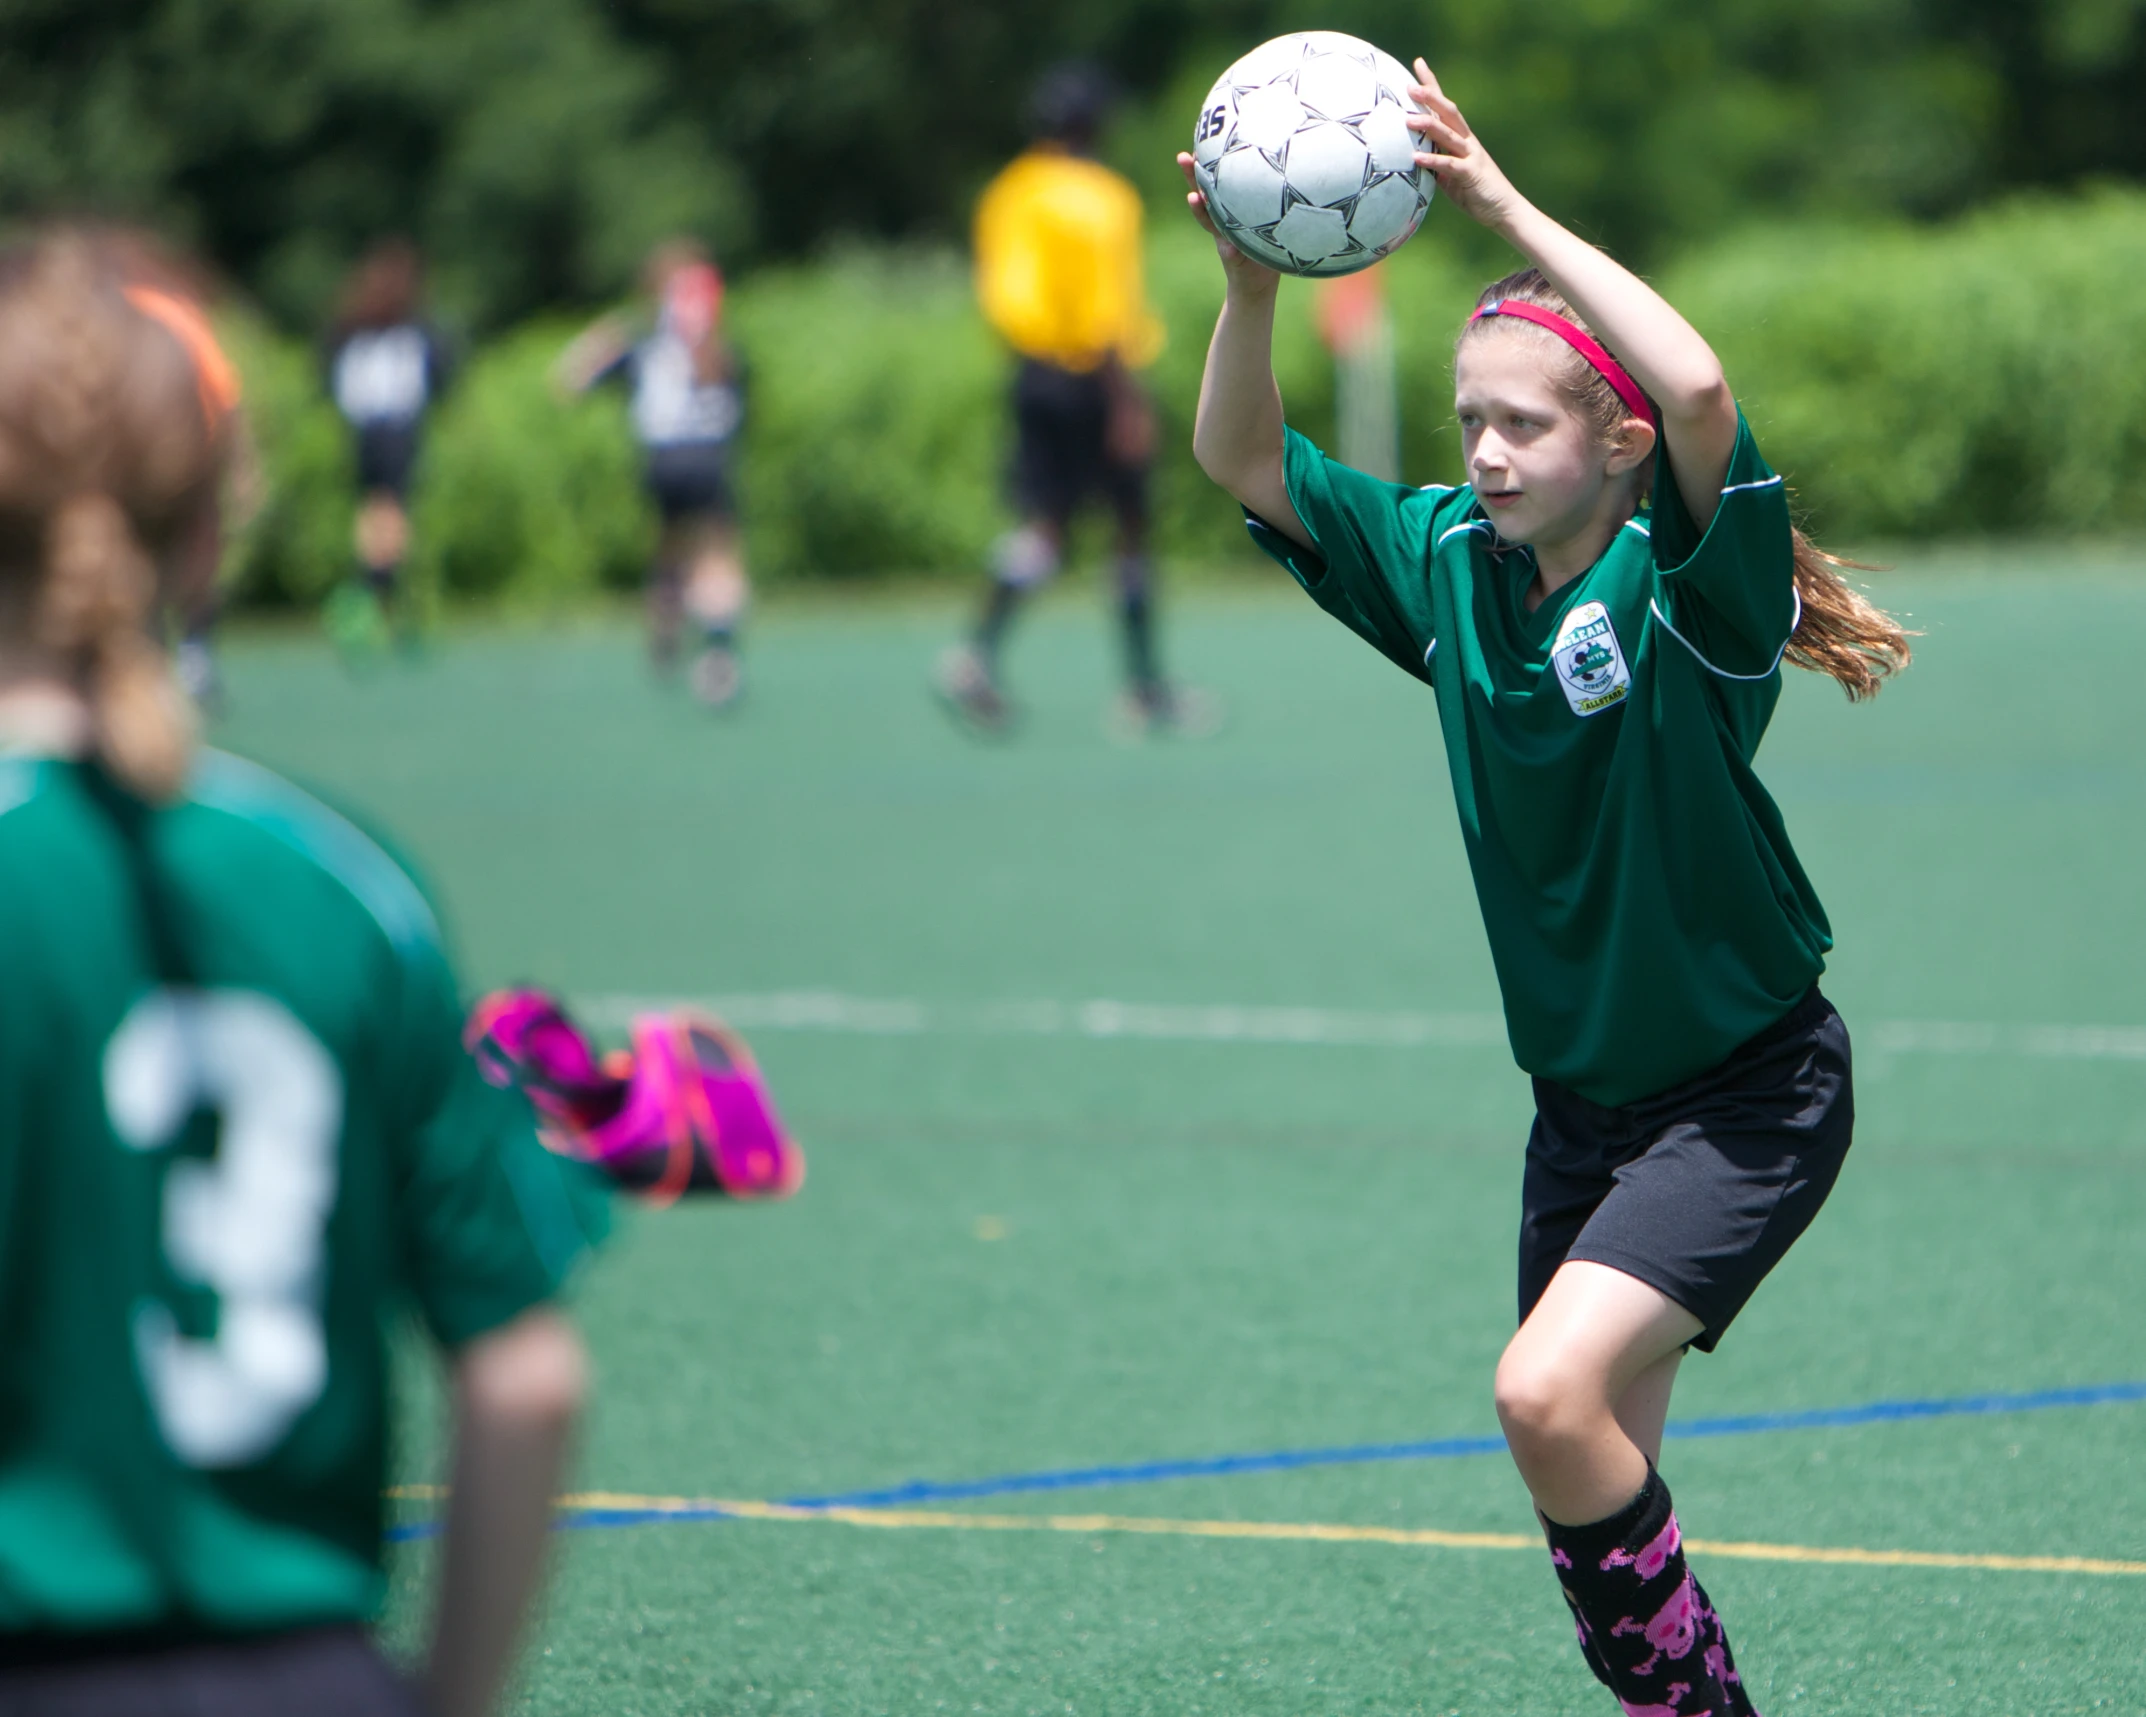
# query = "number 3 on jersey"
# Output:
<box><xmin>103</xmin><ymin>989</ymin><xmax>343</xmax><ymax>1468</ymax></box>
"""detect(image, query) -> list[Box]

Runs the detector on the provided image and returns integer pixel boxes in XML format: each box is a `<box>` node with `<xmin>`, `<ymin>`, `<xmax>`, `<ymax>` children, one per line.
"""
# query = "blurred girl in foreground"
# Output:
<box><xmin>0</xmin><ymin>230</ymin><xmax>600</xmax><ymax>1717</ymax></box>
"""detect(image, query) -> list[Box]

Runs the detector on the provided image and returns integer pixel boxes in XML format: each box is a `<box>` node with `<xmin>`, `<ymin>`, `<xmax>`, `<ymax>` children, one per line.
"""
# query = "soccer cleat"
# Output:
<box><xmin>690</xmin><ymin>643</ymin><xmax>744</xmax><ymax>710</ymax></box>
<box><xmin>323</xmin><ymin>580</ymin><xmax>391</xmax><ymax>663</ymax></box>
<box><xmin>932</xmin><ymin>644</ymin><xmax>1013</xmax><ymax>734</ymax></box>
<box><xmin>465</xmin><ymin>988</ymin><xmax>803</xmax><ymax>1205</ymax></box>
<box><xmin>1108</xmin><ymin>681</ymin><xmax>1225</xmax><ymax>743</ymax></box>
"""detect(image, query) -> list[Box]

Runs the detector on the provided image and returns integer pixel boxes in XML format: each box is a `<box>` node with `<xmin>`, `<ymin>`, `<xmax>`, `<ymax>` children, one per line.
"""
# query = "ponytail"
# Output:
<box><xmin>1786</xmin><ymin>528</ymin><xmax>1913</xmax><ymax>701</ymax></box>
<box><xmin>0</xmin><ymin>230</ymin><xmax>219</xmax><ymax>801</ymax></box>
<box><xmin>39</xmin><ymin>493</ymin><xmax>194</xmax><ymax>799</ymax></box>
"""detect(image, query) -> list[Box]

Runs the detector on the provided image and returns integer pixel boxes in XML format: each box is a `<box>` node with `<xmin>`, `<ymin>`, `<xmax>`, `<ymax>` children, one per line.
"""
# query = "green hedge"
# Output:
<box><xmin>1662</xmin><ymin>190</ymin><xmax>2146</xmax><ymax>538</ymax></box>
<box><xmin>217</xmin><ymin>189</ymin><xmax>2146</xmax><ymax>606</ymax></box>
<box><xmin>727</xmin><ymin>249</ymin><xmax>1003</xmax><ymax>581</ymax></box>
<box><xmin>412</xmin><ymin>322</ymin><xmax>652</xmax><ymax>604</ymax></box>
<box><xmin>216</xmin><ymin>313</ymin><xmax>352</xmax><ymax>605</ymax></box>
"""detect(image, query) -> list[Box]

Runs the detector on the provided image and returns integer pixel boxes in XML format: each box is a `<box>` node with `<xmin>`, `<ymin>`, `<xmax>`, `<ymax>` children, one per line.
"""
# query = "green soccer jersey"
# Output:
<box><xmin>1248</xmin><ymin>413</ymin><xmax>1830</xmax><ymax>1106</ymax></box>
<box><xmin>0</xmin><ymin>748</ymin><xmax>608</xmax><ymax>1636</ymax></box>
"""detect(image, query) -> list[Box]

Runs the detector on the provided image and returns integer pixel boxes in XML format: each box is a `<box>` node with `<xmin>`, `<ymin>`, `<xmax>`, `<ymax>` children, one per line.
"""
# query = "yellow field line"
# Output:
<box><xmin>1681</xmin><ymin>1537</ymin><xmax>2146</xmax><ymax>1577</ymax></box>
<box><xmin>503</xmin><ymin>1490</ymin><xmax>2145</xmax><ymax>1577</ymax></box>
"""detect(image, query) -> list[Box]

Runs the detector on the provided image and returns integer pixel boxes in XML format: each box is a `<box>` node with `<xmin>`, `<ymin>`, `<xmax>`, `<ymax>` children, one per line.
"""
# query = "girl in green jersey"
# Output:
<box><xmin>0</xmin><ymin>234</ymin><xmax>596</xmax><ymax>1716</ymax></box>
<box><xmin>1181</xmin><ymin>63</ymin><xmax>1908</xmax><ymax>1717</ymax></box>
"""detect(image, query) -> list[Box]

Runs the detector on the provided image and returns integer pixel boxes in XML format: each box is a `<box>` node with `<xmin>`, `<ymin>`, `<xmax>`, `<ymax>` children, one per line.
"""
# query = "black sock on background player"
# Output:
<box><xmin>1115</xmin><ymin>552</ymin><xmax>1160</xmax><ymax>699</ymax></box>
<box><xmin>974</xmin><ymin>577</ymin><xmax>1026</xmax><ymax>676</ymax></box>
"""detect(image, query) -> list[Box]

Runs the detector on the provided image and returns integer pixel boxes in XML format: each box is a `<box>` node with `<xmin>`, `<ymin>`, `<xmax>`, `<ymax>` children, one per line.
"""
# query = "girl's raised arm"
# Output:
<box><xmin>1406</xmin><ymin>64</ymin><xmax>1740</xmax><ymax>527</ymax></box>
<box><xmin>1176</xmin><ymin>154</ymin><xmax>1311</xmax><ymax>547</ymax></box>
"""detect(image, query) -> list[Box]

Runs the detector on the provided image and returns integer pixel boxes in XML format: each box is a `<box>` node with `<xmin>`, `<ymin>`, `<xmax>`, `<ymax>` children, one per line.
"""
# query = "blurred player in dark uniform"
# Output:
<box><xmin>0</xmin><ymin>230</ymin><xmax>599</xmax><ymax>1716</ymax></box>
<box><xmin>559</xmin><ymin>241</ymin><xmax>749</xmax><ymax>709</ymax></box>
<box><xmin>937</xmin><ymin>65</ymin><xmax>1214</xmax><ymax>737</ymax></box>
<box><xmin>326</xmin><ymin>240</ymin><xmax>452</xmax><ymax>649</ymax></box>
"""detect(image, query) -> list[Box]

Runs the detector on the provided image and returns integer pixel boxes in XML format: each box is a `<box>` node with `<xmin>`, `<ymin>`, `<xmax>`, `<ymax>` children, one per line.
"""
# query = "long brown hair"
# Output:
<box><xmin>0</xmin><ymin>232</ymin><xmax>224</xmax><ymax>798</ymax></box>
<box><xmin>1459</xmin><ymin>268</ymin><xmax>1911</xmax><ymax>700</ymax></box>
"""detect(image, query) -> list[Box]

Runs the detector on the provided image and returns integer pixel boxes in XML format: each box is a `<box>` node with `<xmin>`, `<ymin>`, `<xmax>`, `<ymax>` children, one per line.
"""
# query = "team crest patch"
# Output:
<box><xmin>1550</xmin><ymin>600</ymin><xmax>1631</xmax><ymax>717</ymax></box>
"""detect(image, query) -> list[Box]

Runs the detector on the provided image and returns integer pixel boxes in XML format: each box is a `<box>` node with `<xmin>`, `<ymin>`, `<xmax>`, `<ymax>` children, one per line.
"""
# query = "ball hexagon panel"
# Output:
<box><xmin>1360</xmin><ymin>104</ymin><xmax>1419</xmax><ymax>176</ymax></box>
<box><xmin>1293</xmin><ymin>52</ymin><xmax>1381</xmax><ymax>123</ymax></box>
<box><xmin>1230</xmin><ymin>224</ymin><xmax>1299</xmax><ymax>273</ymax></box>
<box><xmin>1348</xmin><ymin>173</ymin><xmax>1427</xmax><ymax>253</ymax></box>
<box><xmin>1296</xmin><ymin>31</ymin><xmax>1377</xmax><ymax>61</ymax></box>
<box><xmin>1269</xmin><ymin>203</ymin><xmax>1353</xmax><ymax>267</ymax></box>
<box><xmin>1228</xmin><ymin>32</ymin><xmax>1312</xmax><ymax>89</ymax></box>
<box><xmin>1231</xmin><ymin>83</ymin><xmax>1308</xmax><ymax>157</ymax></box>
<box><xmin>1212</xmin><ymin>145</ymin><xmax>1289</xmax><ymax>229</ymax></box>
<box><xmin>1282</xmin><ymin>122</ymin><xmax>1373</xmax><ymax>208</ymax></box>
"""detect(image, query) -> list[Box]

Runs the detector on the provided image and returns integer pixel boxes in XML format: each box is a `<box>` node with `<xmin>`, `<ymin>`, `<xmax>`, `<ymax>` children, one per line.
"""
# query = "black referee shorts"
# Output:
<box><xmin>1517</xmin><ymin>986</ymin><xmax>1854</xmax><ymax>1352</ymax></box>
<box><xmin>1010</xmin><ymin>359</ymin><xmax>1147</xmax><ymax>528</ymax></box>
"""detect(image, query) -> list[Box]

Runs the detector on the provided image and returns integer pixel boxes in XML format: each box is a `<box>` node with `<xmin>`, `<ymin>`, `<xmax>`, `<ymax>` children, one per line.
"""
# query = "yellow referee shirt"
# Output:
<box><xmin>973</xmin><ymin>147</ymin><xmax>1164</xmax><ymax>374</ymax></box>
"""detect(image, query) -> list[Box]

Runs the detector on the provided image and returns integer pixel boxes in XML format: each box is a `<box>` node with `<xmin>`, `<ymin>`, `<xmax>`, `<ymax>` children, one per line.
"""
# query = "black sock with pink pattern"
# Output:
<box><xmin>1539</xmin><ymin>1465</ymin><xmax>1759</xmax><ymax>1716</ymax></box>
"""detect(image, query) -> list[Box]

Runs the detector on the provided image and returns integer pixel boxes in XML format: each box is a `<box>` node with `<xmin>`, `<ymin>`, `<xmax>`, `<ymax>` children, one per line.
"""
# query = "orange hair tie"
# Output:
<box><xmin>123</xmin><ymin>285</ymin><xmax>241</xmax><ymax>430</ymax></box>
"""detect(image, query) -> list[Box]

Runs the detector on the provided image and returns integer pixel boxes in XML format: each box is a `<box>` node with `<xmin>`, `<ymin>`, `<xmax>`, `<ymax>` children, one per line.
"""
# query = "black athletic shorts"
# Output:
<box><xmin>645</xmin><ymin>441</ymin><xmax>736</xmax><ymax>524</ymax></box>
<box><xmin>1517</xmin><ymin>986</ymin><xmax>1853</xmax><ymax>1352</ymax></box>
<box><xmin>353</xmin><ymin>421</ymin><xmax>420</xmax><ymax>498</ymax></box>
<box><xmin>1010</xmin><ymin>359</ymin><xmax>1148</xmax><ymax>526</ymax></box>
<box><xmin>0</xmin><ymin>1624</ymin><xmax>421</xmax><ymax>1716</ymax></box>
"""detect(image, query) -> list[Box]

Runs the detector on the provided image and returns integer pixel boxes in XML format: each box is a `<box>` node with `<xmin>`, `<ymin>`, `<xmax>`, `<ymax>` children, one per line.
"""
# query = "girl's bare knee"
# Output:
<box><xmin>1494</xmin><ymin>1331</ymin><xmax>1620</xmax><ymax>1462</ymax></box>
<box><xmin>1495</xmin><ymin>1348</ymin><xmax>1575</xmax><ymax>1451</ymax></box>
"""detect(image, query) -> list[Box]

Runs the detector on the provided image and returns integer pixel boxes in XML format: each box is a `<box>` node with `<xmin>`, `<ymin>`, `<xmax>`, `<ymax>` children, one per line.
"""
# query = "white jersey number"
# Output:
<box><xmin>103</xmin><ymin>989</ymin><xmax>343</xmax><ymax>1468</ymax></box>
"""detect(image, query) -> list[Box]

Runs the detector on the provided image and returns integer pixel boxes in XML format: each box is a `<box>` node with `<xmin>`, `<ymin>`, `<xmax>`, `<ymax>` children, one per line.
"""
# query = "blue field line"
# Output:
<box><xmin>562</xmin><ymin>1506</ymin><xmax>741</xmax><ymax>1531</ymax></box>
<box><xmin>1660</xmin><ymin>1378</ymin><xmax>2146</xmax><ymax>1442</ymax></box>
<box><xmin>381</xmin><ymin>1378</ymin><xmax>2146</xmax><ymax>1542</ymax></box>
<box><xmin>782</xmin><ymin>1379</ymin><xmax>2146</xmax><ymax>1512</ymax></box>
<box><xmin>782</xmin><ymin>1433</ymin><xmax>1509</xmax><ymax>1511</ymax></box>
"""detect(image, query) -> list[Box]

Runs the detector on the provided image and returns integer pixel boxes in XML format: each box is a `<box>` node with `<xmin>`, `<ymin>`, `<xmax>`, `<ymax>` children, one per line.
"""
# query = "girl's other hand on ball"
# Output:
<box><xmin>1405</xmin><ymin>60</ymin><xmax>1527</xmax><ymax>233</ymax></box>
<box><xmin>1176</xmin><ymin>153</ymin><xmax>1278</xmax><ymax>289</ymax></box>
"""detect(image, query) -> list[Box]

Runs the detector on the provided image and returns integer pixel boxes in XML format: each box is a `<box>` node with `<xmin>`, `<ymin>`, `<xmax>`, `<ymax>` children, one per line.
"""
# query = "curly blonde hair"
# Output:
<box><xmin>0</xmin><ymin>232</ymin><xmax>224</xmax><ymax>796</ymax></box>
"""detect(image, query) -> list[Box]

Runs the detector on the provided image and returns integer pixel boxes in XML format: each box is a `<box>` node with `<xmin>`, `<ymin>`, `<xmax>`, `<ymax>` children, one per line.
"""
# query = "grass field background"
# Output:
<box><xmin>217</xmin><ymin>556</ymin><xmax>2146</xmax><ymax>1715</ymax></box>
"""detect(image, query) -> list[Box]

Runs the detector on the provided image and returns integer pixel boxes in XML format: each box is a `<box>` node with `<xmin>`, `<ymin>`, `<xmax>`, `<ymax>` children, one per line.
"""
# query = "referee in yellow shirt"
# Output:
<box><xmin>937</xmin><ymin>66</ymin><xmax>1214</xmax><ymax>737</ymax></box>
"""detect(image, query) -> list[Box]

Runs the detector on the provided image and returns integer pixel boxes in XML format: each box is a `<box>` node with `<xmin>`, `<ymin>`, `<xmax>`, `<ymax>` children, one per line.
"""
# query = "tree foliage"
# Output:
<box><xmin>3</xmin><ymin>0</ymin><xmax>2143</xmax><ymax>328</ymax></box>
<box><xmin>0</xmin><ymin>0</ymin><xmax>744</xmax><ymax>327</ymax></box>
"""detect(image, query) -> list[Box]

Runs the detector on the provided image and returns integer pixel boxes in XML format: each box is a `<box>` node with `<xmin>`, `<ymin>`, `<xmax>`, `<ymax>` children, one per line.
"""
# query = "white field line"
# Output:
<box><xmin>580</xmin><ymin>992</ymin><xmax>2146</xmax><ymax>1063</ymax></box>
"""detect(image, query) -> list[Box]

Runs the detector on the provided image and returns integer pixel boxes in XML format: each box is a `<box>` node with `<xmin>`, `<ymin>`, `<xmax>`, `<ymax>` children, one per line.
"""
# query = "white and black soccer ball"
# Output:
<box><xmin>1191</xmin><ymin>32</ymin><xmax>1432</xmax><ymax>278</ymax></box>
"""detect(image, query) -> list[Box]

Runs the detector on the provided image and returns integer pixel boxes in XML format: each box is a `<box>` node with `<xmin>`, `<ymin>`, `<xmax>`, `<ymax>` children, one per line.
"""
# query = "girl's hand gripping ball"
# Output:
<box><xmin>1401</xmin><ymin>60</ymin><xmax>1525</xmax><ymax>233</ymax></box>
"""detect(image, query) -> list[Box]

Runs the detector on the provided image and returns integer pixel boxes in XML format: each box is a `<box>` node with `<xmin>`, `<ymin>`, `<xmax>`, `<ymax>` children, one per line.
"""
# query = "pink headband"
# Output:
<box><xmin>1468</xmin><ymin>299</ymin><xmax>1655</xmax><ymax>425</ymax></box>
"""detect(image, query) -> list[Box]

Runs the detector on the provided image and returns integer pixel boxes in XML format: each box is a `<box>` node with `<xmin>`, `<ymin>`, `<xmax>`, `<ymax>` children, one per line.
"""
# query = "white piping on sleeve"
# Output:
<box><xmin>1423</xmin><ymin>638</ymin><xmax>1437</xmax><ymax>665</ymax></box>
<box><xmin>0</xmin><ymin>758</ymin><xmax>41</xmax><ymax>822</ymax></box>
<box><xmin>1649</xmin><ymin>588</ymin><xmax>1803</xmax><ymax>682</ymax></box>
<box><xmin>191</xmin><ymin>750</ymin><xmax>441</xmax><ymax>951</ymax></box>
<box><xmin>1621</xmin><ymin>517</ymin><xmax>1651</xmax><ymax>537</ymax></box>
<box><xmin>1720</xmin><ymin>475</ymin><xmax>1786</xmax><ymax>497</ymax></box>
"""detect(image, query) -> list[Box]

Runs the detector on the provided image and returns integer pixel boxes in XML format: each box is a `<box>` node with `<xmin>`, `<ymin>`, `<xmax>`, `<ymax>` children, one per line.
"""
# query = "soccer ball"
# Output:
<box><xmin>1190</xmin><ymin>32</ymin><xmax>1432</xmax><ymax>278</ymax></box>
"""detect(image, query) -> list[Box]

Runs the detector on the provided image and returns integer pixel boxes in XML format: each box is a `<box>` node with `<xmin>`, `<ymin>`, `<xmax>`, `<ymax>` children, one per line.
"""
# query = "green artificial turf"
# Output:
<box><xmin>216</xmin><ymin>554</ymin><xmax>2146</xmax><ymax>1714</ymax></box>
